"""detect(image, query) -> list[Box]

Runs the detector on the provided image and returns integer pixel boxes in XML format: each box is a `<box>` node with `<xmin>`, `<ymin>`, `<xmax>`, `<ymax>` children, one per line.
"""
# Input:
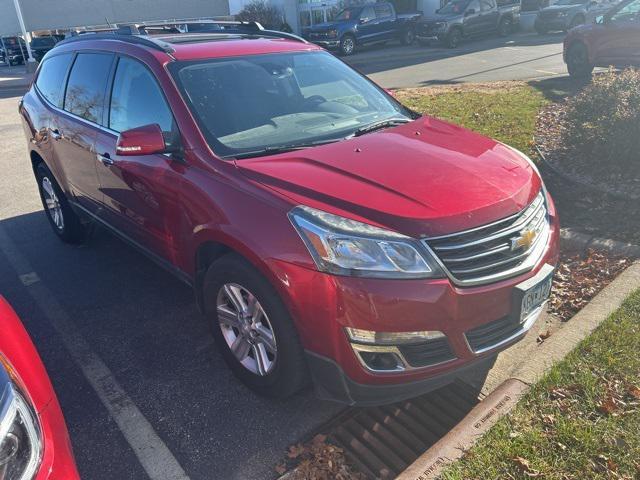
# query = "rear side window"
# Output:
<box><xmin>64</xmin><ymin>53</ymin><xmax>114</xmax><ymax>124</ymax></box>
<box><xmin>108</xmin><ymin>57</ymin><xmax>174</xmax><ymax>133</ymax></box>
<box><xmin>35</xmin><ymin>53</ymin><xmax>73</xmax><ymax>108</ymax></box>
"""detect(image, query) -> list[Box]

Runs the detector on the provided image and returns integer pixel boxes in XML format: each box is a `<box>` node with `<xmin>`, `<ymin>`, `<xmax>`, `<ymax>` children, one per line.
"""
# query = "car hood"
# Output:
<box><xmin>541</xmin><ymin>4</ymin><xmax>577</xmax><ymax>12</ymax></box>
<box><xmin>307</xmin><ymin>21</ymin><xmax>350</xmax><ymax>32</ymax></box>
<box><xmin>236</xmin><ymin>117</ymin><xmax>541</xmax><ymax>238</ymax></box>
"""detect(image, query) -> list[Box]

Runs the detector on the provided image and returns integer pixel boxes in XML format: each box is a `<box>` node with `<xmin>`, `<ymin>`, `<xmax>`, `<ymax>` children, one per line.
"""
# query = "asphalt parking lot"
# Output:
<box><xmin>343</xmin><ymin>31</ymin><xmax>567</xmax><ymax>88</ymax></box>
<box><xmin>0</xmin><ymin>31</ymin><xmax>567</xmax><ymax>480</ymax></box>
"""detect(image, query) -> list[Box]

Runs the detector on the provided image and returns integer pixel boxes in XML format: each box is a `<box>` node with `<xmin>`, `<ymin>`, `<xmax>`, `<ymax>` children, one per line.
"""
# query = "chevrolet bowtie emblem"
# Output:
<box><xmin>511</xmin><ymin>229</ymin><xmax>537</xmax><ymax>251</ymax></box>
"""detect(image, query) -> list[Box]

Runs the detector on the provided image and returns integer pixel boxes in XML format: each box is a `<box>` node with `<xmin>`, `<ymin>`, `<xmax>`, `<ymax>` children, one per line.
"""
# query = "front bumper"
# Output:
<box><xmin>308</xmin><ymin>39</ymin><xmax>340</xmax><ymax>49</ymax></box>
<box><xmin>268</xmin><ymin>195</ymin><xmax>560</xmax><ymax>405</ymax></box>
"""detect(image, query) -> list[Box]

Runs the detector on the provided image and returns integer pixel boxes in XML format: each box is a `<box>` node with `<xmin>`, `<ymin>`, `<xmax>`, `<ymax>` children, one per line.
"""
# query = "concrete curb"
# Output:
<box><xmin>560</xmin><ymin>228</ymin><xmax>640</xmax><ymax>258</ymax></box>
<box><xmin>396</xmin><ymin>261</ymin><xmax>640</xmax><ymax>480</ymax></box>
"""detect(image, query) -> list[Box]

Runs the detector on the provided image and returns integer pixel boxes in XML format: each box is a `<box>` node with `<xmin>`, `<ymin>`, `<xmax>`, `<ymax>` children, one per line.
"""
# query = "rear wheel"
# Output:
<box><xmin>445</xmin><ymin>28</ymin><xmax>462</xmax><ymax>48</ymax></box>
<box><xmin>203</xmin><ymin>254</ymin><xmax>309</xmax><ymax>398</ymax></box>
<box><xmin>566</xmin><ymin>42</ymin><xmax>593</xmax><ymax>78</ymax></box>
<box><xmin>339</xmin><ymin>34</ymin><xmax>356</xmax><ymax>56</ymax></box>
<box><xmin>400</xmin><ymin>27</ymin><xmax>416</xmax><ymax>45</ymax></box>
<box><xmin>35</xmin><ymin>162</ymin><xmax>86</xmax><ymax>243</ymax></box>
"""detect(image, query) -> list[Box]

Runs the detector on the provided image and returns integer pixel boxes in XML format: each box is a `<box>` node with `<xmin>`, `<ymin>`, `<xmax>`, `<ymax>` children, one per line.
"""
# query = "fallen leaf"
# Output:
<box><xmin>513</xmin><ymin>457</ymin><xmax>541</xmax><ymax>477</ymax></box>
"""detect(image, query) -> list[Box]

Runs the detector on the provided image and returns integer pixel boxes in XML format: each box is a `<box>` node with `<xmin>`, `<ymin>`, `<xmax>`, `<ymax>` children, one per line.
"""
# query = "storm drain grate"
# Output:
<box><xmin>327</xmin><ymin>381</ymin><xmax>480</xmax><ymax>479</ymax></box>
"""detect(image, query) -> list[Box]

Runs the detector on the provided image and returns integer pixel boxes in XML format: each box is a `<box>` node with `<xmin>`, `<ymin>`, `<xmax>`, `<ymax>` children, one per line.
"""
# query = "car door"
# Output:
<box><xmin>93</xmin><ymin>55</ymin><xmax>184</xmax><ymax>261</ymax></box>
<box><xmin>52</xmin><ymin>52</ymin><xmax>114</xmax><ymax>214</ymax></box>
<box><xmin>374</xmin><ymin>4</ymin><xmax>396</xmax><ymax>40</ymax></box>
<box><xmin>592</xmin><ymin>0</ymin><xmax>640</xmax><ymax>66</ymax></box>
<box><xmin>480</xmin><ymin>0</ymin><xmax>500</xmax><ymax>33</ymax></box>
<box><xmin>463</xmin><ymin>0</ymin><xmax>484</xmax><ymax>34</ymax></box>
<box><xmin>358</xmin><ymin>6</ymin><xmax>380</xmax><ymax>43</ymax></box>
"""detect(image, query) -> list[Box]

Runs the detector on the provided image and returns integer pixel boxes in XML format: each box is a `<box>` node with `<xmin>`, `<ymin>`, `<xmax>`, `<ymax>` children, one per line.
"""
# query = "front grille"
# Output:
<box><xmin>465</xmin><ymin>316</ymin><xmax>520</xmax><ymax>352</ymax></box>
<box><xmin>424</xmin><ymin>192</ymin><xmax>549</xmax><ymax>287</ymax></box>
<box><xmin>398</xmin><ymin>337</ymin><xmax>456</xmax><ymax>368</ymax></box>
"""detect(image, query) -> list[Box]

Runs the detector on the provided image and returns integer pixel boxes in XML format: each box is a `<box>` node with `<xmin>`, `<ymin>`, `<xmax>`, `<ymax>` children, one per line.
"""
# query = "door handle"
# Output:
<box><xmin>98</xmin><ymin>152</ymin><xmax>115</xmax><ymax>166</ymax></box>
<box><xmin>50</xmin><ymin>128</ymin><xmax>62</xmax><ymax>140</ymax></box>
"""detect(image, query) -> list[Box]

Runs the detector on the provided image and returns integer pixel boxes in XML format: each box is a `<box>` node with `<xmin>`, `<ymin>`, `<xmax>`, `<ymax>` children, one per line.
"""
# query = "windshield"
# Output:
<box><xmin>170</xmin><ymin>51</ymin><xmax>413</xmax><ymax>158</ymax></box>
<box><xmin>334</xmin><ymin>7</ymin><xmax>361</xmax><ymax>20</ymax></box>
<box><xmin>439</xmin><ymin>0</ymin><xmax>471</xmax><ymax>14</ymax></box>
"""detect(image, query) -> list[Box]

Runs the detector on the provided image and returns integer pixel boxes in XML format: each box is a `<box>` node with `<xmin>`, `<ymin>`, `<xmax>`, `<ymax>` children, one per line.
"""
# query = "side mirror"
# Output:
<box><xmin>465</xmin><ymin>8</ymin><xmax>476</xmax><ymax>15</ymax></box>
<box><xmin>384</xmin><ymin>88</ymin><xmax>396</xmax><ymax>97</ymax></box>
<box><xmin>116</xmin><ymin>124</ymin><xmax>166</xmax><ymax>156</ymax></box>
<box><xmin>595</xmin><ymin>14</ymin><xmax>605</xmax><ymax>23</ymax></box>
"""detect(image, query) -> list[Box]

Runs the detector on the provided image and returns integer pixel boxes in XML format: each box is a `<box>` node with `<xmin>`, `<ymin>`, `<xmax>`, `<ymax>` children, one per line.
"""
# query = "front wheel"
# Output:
<box><xmin>339</xmin><ymin>35</ymin><xmax>356</xmax><ymax>56</ymax></box>
<box><xmin>400</xmin><ymin>27</ymin><xmax>416</xmax><ymax>45</ymax></box>
<box><xmin>498</xmin><ymin>17</ymin><xmax>513</xmax><ymax>36</ymax></box>
<box><xmin>203</xmin><ymin>254</ymin><xmax>309</xmax><ymax>398</ymax></box>
<box><xmin>445</xmin><ymin>28</ymin><xmax>462</xmax><ymax>48</ymax></box>
<box><xmin>566</xmin><ymin>42</ymin><xmax>593</xmax><ymax>78</ymax></box>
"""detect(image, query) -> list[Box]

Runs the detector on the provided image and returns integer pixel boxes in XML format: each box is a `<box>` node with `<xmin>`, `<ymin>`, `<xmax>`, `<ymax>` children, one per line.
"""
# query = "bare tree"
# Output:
<box><xmin>236</xmin><ymin>0</ymin><xmax>287</xmax><ymax>30</ymax></box>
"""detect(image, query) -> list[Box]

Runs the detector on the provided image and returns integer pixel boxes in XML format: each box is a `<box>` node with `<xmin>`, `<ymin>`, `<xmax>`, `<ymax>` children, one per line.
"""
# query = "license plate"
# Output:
<box><xmin>519</xmin><ymin>273</ymin><xmax>552</xmax><ymax>322</ymax></box>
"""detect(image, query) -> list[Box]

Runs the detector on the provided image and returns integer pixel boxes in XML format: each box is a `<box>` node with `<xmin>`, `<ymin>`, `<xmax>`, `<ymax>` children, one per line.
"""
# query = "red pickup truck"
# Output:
<box><xmin>20</xmin><ymin>25</ymin><xmax>559</xmax><ymax>405</ymax></box>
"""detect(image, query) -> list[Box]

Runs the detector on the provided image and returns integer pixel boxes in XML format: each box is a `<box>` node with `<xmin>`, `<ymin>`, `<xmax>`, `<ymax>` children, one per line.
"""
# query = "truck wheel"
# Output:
<box><xmin>400</xmin><ymin>27</ymin><xmax>416</xmax><ymax>45</ymax></box>
<box><xmin>498</xmin><ymin>17</ymin><xmax>513</xmax><ymax>36</ymax></box>
<box><xmin>445</xmin><ymin>28</ymin><xmax>462</xmax><ymax>48</ymax></box>
<box><xmin>566</xmin><ymin>42</ymin><xmax>593</xmax><ymax>79</ymax></box>
<box><xmin>203</xmin><ymin>253</ymin><xmax>309</xmax><ymax>398</ymax></box>
<box><xmin>35</xmin><ymin>162</ymin><xmax>87</xmax><ymax>243</ymax></box>
<box><xmin>339</xmin><ymin>35</ymin><xmax>356</xmax><ymax>55</ymax></box>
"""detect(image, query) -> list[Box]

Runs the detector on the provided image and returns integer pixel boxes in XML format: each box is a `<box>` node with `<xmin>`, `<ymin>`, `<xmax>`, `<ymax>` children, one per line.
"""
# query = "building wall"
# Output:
<box><xmin>0</xmin><ymin>0</ymin><xmax>230</xmax><ymax>35</ymax></box>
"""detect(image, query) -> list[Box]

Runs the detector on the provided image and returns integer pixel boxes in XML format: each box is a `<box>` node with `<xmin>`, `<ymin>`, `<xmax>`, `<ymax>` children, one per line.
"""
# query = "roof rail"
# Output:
<box><xmin>56</xmin><ymin>31</ymin><xmax>175</xmax><ymax>54</ymax></box>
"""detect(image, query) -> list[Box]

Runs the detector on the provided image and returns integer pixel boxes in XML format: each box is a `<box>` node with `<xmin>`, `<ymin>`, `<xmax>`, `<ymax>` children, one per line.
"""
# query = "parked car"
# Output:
<box><xmin>416</xmin><ymin>0</ymin><xmax>521</xmax><ymax>48</ymax></box>
<box><xmin>20</xmin><ymin>29</ymin><xmax>559</xmax><ymax>406</ymax></box>
<box><xmin>535</xmin><ymin>0</ymin><xmax>615</xmax><ymax>33</ymax></box>
<box><xmin>564</xmin><ymin>0</ymin><xmax>640</xmax><ymax>77</ymax></box>
<box><xmin>0</xmin><ymin>36</ymin><xmax>27</xmax><ymax>65</ymax></box>
<box><xmin>0</xmin><ymin>296</ymin><xmax>80</xmax><ymax>479</ymax></box>
<box><xmin>303</xmin><ymin>2</ymin><xmax>422</xmax><ymax>55</ymax></box>
<box><xmin>30</xmin><ymin>35</ymin><xmax>64</xmax><ymax>62</ymax></box>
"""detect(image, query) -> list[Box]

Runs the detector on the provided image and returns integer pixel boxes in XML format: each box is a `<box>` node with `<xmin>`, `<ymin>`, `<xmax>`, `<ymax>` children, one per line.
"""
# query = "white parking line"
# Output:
<box><xmin>0</xmin><ymin>225</ymin><xmax>190</xmax><ymax>480</ymax></box>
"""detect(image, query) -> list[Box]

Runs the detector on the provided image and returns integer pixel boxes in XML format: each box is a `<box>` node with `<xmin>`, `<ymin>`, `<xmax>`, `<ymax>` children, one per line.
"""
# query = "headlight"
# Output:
<box><xmin>558</xmin><ymin>11</ymin><xmax>568</xmax><ymax>16</ymax></box>
<box><xmin>288</xmin><ymin>206</ymin><xmax>442</xmax><ymax>278</ymax></box>
<box><xmin>327</xmin><ymin>29</ymin><xmax>338</xmax><ymax>37</ymax></box>
<box><xmin>434</xmin><ymin>22</ymin><xmax>447</xmax><ymax>30</ymax></box>
<box><xmin>0</xmin><ymin>357</ymin><xmax>42</xmax><ymax>480</ymax></box>
<box><xmin>345</xmin><ymin>327</ymin><xmax>445</xmax><ymax>345</ymax></box>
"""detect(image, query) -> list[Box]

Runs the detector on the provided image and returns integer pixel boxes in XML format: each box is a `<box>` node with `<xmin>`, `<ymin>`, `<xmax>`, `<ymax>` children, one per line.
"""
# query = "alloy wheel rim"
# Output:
<box><xmin>343</xmin><ymin>38</ymin><xmax>354</xmax><ymax>54</ymax></box>
<box><xmin>216</xmin><ymin>283</ymin><xmax>277</xmax><ymax>376</ymax></box>
<box><xmin>42</xmin><ymin>177</ymin><xmax>64</xmax><ymax>230</ymax></box>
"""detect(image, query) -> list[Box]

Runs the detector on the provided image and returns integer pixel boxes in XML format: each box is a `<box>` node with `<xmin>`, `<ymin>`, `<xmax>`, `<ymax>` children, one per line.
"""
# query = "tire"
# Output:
<box><xmin>445</xmin><ymin>28</ymin><xmax>462</xmax><ymax>48</ymax></box>
<box><xmin>400</xmin><ymin>27</ymin><xmax>416</xmax><ymax>46</ymax></box>
<box><xmin>34</xmin><ymin>162</ymin><xmax>87</xmax><ymax>243</ymax></box>
<box><xmin>203</xmin><ymin>253</ymin><xmax>309</xmax><ymax>398</ymax></box>
<box><xmin>566</xmin><ymin>41</ymin><xmax>593</xmax><ymax>78</ymax></box>
<box><xmin>498</xmin><ymin>17</ymin><xmax>513</xmax><ymax>37</ymax></box>
<box><xmin>339</xmin><ymin>34</ymin><xmax>356</xmax><ymax>56</ymax></box>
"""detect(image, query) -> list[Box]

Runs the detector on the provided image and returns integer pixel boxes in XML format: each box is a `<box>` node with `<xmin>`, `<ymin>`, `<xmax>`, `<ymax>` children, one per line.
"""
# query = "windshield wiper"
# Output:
<box><xmin>230</xmin><ymin>138</ymin><xmax>341</xmax><ymax>160</ymax></box>
<box><xmin>352</xmin><ymin>118</ymin><xmax>411</xmax><ymax>137</ymax></box>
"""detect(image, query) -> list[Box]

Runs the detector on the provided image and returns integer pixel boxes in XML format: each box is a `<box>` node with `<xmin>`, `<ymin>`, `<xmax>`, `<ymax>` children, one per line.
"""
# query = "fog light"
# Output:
<box><xmin>358</xmin><ymin>351</ymin><xmax>403</xmax><ymax>371</ymax></box>
<box><xmin>345</xmin><ymin>327</ymin><xmax>445</xmax><ymax>345</ymax></box>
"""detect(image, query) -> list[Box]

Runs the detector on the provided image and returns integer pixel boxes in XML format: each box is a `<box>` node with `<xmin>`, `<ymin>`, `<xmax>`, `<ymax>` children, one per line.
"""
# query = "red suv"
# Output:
<box><xmin>564</xmin><ymin>0</ymin><xmax>640</xmax><ymax>77</ymax></box>
<box><xmin>19</xmin><ymin>26</ymin><xmax>559</xmax><ymax>406</ymax></box>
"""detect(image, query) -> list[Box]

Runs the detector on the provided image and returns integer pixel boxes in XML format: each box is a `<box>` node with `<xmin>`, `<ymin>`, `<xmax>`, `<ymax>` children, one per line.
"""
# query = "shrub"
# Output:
<box><xmin>236</xmin><ymin>0</ymin><xmax>285</xmax><ymax>30</ymax></box>
<box><xmin>562</xmin><ymin>68</ymin><xmax>640</xmax><ymax>178</ymax></box>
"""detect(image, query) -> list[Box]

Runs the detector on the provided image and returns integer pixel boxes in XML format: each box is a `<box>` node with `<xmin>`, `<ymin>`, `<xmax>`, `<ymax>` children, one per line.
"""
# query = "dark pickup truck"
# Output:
<box><xmin>0</xmin><ymin>36</ymin><xmax>28</xmax><ymax>65</ymax></box>
<box><xmin>303</xmin><ymin>2</ymin><xmax>422</xmax><ymax>55</ymax></box>
<box><xmin>416</xmin><ymin>0</ymin><xmax>521</xmax><ymax>48</ymax></box>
